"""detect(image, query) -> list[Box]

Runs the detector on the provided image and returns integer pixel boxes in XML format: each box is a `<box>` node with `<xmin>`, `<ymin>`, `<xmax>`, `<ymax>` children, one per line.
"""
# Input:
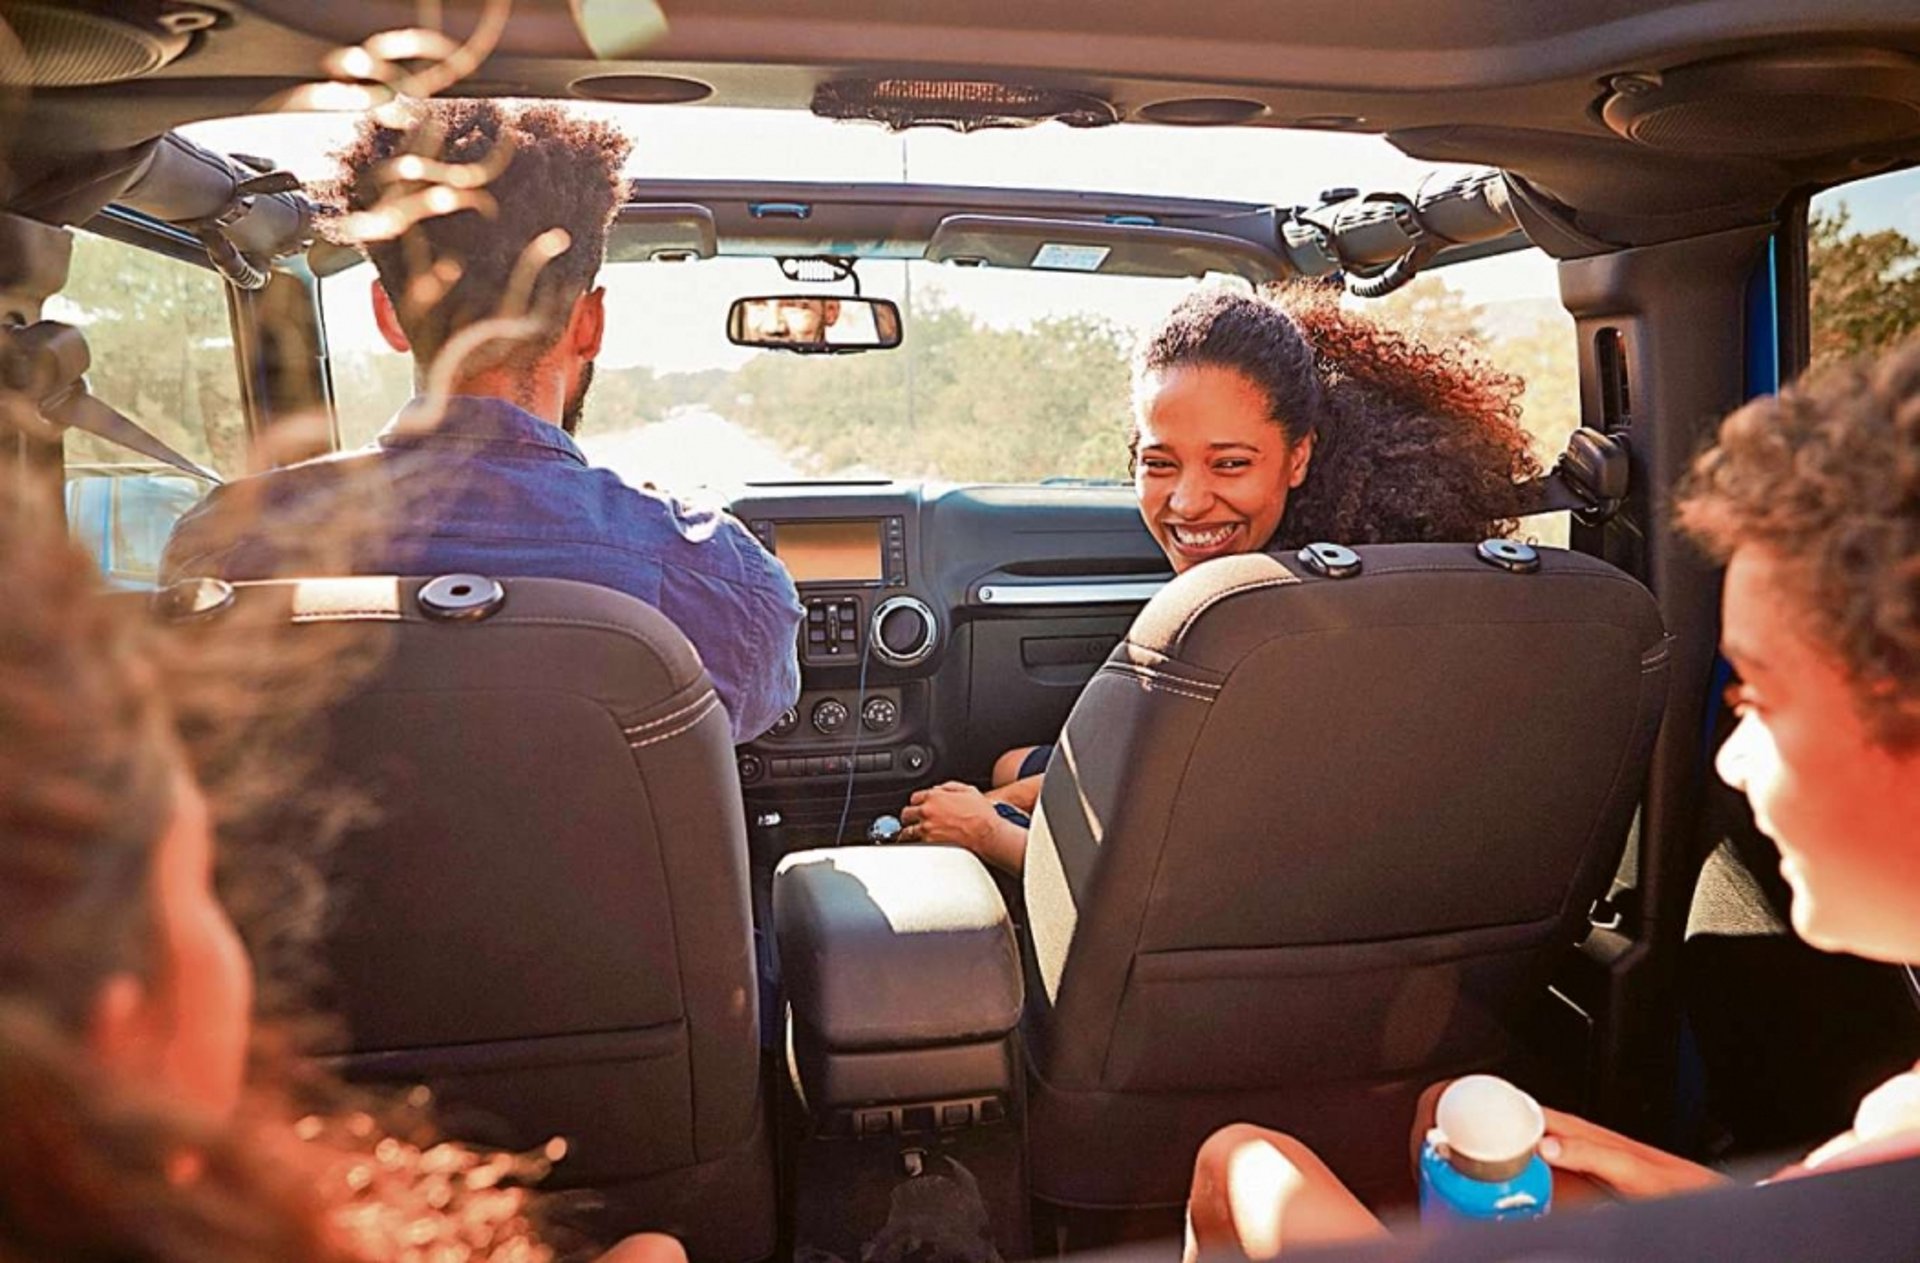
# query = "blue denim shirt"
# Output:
<box><xmin>162</xmin><ymin>397</ymin><xmax>803</xmax><ymax>743</ymax></box>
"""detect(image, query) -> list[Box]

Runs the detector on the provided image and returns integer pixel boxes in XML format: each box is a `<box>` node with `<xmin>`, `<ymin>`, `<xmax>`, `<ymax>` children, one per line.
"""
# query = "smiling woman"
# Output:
<box><xmin>901</xmin><ymin>284</ymin><xmax>1542</xmax><ymax>864</ymax></box>
<box><xmin>1131</xmin><ymin>286</ymin><xmax>1540</xmax><ymax>566</ymax></box>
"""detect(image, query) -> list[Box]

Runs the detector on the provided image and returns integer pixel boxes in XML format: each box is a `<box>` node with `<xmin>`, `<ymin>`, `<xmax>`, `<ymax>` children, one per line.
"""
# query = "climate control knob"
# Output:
<box><xmin>811</xmin><ymin>698</ymin><xmax>849</xmax><ymax>735</ymax></box>
<box><xmin>862</xmin><ymin>697</ymin><xmax>899</xmax><ymax>732</ymax></box>
<box><xmin>770</xmin><ymin>706</ymin><xmax>800</xmax><ymax>738</ymax></box>
<box><xmin>871</xmin><ymin>596</ymin><xmax>938</xmax><ymax>667</ymax></box>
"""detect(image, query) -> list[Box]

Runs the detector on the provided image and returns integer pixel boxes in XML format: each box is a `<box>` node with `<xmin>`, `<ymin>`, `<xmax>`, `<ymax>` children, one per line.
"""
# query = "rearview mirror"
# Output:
<box><xmin>727</xmin><ymin>295</ymin><xmax>902</xmax><ymax>353</ymax></box>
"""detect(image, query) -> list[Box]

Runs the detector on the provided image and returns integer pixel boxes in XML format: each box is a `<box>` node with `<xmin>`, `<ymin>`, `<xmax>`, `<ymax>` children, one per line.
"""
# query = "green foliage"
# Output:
<box><xmin>58</xmin><ymin>232</ymin><xmax>247</xmax><ymax>475</ymax></box>
<box><xmin>699</xmin><ymin>296</ymin><xmax>1136</xmax><ymax>483</ymax></box>
<box><xmin>1809</xmin><ymin>205</ymin><xmax>1920</xmax><ymax>368</ymax></box>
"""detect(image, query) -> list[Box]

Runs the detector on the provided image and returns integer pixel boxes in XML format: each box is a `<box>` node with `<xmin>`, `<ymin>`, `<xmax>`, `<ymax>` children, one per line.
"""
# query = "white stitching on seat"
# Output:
<box><xmin>627</xmin><ymin>696</ymin><xmax>722</xmax><ymax>748</ymax></box>
<box><xmin>1101</xmin><ymin>661</ymin><xmax>1221</xmax><ymax>692</ymax></box>
<box><xmin>1172</xmin><ymin>575</ymin><xmax>1300</xmax><ymax>641</ymax></box>
<box><xmin>622</xmin><ymin>689</ymin><xmax>720</xmax><ymax>737</ymax></box>
<box><xmin>1096</xmin><ymin>669</ymin><xmax>1216</xmax><ymax>704</ymax></box>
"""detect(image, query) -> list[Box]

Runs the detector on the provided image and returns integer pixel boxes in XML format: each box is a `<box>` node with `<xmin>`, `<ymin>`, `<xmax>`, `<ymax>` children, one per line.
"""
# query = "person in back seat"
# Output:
<box><xmin>900</xmin><ymin>286</ymin><xmax>1541</xmax><ymax>870</ymax></box>
<box><xmin>161</xmin><ymin>99</ymin><xmax>802</xmax><ymax>744</ymax></box>
<box><xmin>1180</xmin><ymin>336</ymin><xmax>1920</xmax><ymax>1259</ymax></box>
<box><xmin>0</xmin><ymin>474</ymin><xmax>682</xmax><ymax>1263</ymax></box>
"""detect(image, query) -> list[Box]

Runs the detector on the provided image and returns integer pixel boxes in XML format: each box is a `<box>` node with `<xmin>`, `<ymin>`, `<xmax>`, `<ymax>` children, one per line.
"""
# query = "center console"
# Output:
<box><xmin>733</xmin><ymin>487</ymin><xmax>943</xmax><ymax>799</ymax></box>
<box><xmin>773</xmin><ymin>844</ymin><xmax>1029</xmax><ymax>1259</ymax></box>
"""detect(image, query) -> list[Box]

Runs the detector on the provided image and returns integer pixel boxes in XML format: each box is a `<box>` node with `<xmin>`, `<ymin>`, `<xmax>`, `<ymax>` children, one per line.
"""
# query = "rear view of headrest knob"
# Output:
<box><xmin>1297</xmin><ymin>541</ymin><xmax>1362</xmax><ymax>579</ymax></box>
<box><xmin>151</xmin><ymin>575</ymin><xmax>235</xmax><ymax>622</ymax></box>
<box><xmin>1476</xmin><ymin>539</ymin><xmax>1542</xmax><ymax>574</ymax></box>
<box><xmin>418</xmin><ymin>574</ymin><xmax>506</xmax><ymax>622</ymax></box>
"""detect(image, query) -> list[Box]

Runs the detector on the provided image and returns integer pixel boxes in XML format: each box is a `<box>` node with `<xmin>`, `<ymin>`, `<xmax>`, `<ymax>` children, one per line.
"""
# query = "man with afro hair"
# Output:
<box><xmin>165</xmin><ymin>100</ymin><xmax>801</xmax><ymax>743</ymax></box>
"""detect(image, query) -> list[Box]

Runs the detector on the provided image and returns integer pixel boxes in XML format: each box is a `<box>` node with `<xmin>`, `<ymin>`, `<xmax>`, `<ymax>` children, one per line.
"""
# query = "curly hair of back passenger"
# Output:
<box><xmin>1133</xmin><ymin>286</ymin><xmax>1541</xmax><ymax>556</ymax></box>
<box><xmin>0</xmin><ymin>473</ymin><xmax>683</xmax><ymax>1263</ymax></box>
<box><xmin>160</xmin><ymin>98</ymin><xmax>804</xmax><ymax>744</ymax></box>
<box><xmin>1675</xmin><ymin>334</ymin><xmax>1920</xmax><ymax>964</ymax></box>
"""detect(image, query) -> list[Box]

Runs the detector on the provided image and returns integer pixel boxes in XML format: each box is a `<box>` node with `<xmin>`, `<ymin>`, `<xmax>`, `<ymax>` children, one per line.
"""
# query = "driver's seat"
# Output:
<box><xmin>1021</xmin><ymin>543</ymin><xmax>1670</xmax><ymax>1221</ymax></box>
<box><xmin>205</xmin><ymin>574</ymin><xmax>775</xmax><ymax>1262</ymax></box>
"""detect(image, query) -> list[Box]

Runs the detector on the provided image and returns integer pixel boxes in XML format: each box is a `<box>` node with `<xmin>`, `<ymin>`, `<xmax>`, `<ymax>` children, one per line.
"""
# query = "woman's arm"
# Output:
<box><xmin>899</xmin><ymin>782</ymin><xmax>1031</xmax><ymax>874</ymax></box>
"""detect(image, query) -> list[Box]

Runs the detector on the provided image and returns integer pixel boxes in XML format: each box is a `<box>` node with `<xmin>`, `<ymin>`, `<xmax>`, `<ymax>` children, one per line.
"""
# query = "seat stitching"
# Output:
<box><xmin>627</xmin><ymin>696</ymin><xmax>721</xmax><ymax>748</ymax></box>
<box><xmin>1171</xmin><ymin>575</ymin><xmax>1300</xmax><ymax>641</ymax></box>
<box><xmin>1101</xmin><ymin>662</ymin><xmax>1221</xmax><ymax>692</ymax></box>
<box><xmin>623</xmin><ymin>690</ymin><xmax>719</xmax><ymax>737</ymax></box>
<box><xmin>1098</xmin><ymin>667</ymin><xmax>1213</xmax><ymax>698</ymax></box>
<box><xmin>1093</xmin><ymin>669</ymin><xmax>1215</xmax><ymax>704</ymax></box>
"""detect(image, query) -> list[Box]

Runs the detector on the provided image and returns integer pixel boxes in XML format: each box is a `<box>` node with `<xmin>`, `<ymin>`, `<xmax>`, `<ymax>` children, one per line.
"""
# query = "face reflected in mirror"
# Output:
<box><xmin>729</xmin><ymin>296</ymin><xmax>903</xmax><ymax>352</ymax></box>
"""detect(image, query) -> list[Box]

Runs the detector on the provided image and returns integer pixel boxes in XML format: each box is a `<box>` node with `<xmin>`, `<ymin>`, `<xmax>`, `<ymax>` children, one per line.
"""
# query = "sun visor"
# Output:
<box><xmin>607</xmin><ymin>203</ymin><xmax>718</xmax><ymax>263</ymax></box>
<box><xmin>925</xmin><ymin>214</ymin><xmax>1285</xmax><ymax>284</ymax></box>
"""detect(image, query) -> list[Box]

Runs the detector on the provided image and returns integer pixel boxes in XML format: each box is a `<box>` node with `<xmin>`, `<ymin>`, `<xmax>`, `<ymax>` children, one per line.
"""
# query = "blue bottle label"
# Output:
<box><xmin>1418</xmin><ymin>1139</ymin><xmax>1552</xmax><ymax>1223</ymax></box>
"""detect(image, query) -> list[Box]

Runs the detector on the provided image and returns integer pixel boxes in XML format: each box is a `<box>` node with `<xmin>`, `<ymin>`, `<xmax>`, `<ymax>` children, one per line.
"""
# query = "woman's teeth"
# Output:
<box><xmin>1170</xmin><ymin>524</ymin><xmax>1237</xmax><ymax>549</ymax></box>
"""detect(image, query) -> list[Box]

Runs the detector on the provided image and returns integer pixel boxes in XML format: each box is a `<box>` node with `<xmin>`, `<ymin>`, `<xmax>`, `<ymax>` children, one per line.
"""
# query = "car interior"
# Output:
<box><xmin>4</xmin><ymin>2</ymin><xmax>1920</xmax><ymax>1260</ymax></box>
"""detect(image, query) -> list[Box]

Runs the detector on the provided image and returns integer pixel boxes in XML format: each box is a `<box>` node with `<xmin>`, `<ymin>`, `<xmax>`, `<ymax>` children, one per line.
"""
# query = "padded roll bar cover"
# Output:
<box><xmin>123</xmin><ymin>133</ymin><xmax>311</xmax><ymax>260</ymax></box>
<box><xmin>775</xmin><ymin>845</ymin><xmax>1023</xmax><ymax>1052</ymax></box>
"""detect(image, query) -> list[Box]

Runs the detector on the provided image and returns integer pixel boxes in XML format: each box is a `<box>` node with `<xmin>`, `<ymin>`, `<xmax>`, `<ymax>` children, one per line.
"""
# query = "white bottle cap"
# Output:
<box><xmin>1434</xmin><ymin>1075</ymin><xmax>1546</xmax><ymax>1165</ymax></box>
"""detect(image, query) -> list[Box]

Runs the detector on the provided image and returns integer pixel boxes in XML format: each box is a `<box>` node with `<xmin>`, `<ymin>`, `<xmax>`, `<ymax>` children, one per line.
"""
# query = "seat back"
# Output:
<box><xmin>1023</xmin><ymin>544</ymin><xmax>1670</xmax><ymax>1213</ymax></box>
<box><xmin>222</xmin><ymin>575</ymin><xmax>773</xmax><ymax>1261</ymax></box>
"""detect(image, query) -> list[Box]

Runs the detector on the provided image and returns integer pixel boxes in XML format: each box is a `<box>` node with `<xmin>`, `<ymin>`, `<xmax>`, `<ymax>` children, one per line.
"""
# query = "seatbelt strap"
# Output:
<box><xmin>44</xmin><ymin>386</ymin><xmax>223</xmax><ymax>484</ymax></box>
<box><xmin>6</xmin><ymin>320</ymin><xmax>223</xmax><ymax>484</ymax></box>
<box><xmin>1512</xmin><ymin>469</ymin><xmax>1594</xmax><ymax>518</ymax></box>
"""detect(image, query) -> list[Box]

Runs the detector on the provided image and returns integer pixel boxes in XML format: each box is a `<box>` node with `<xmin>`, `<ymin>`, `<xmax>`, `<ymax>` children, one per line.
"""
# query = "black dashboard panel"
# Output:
<box><xmin>728</xmin><ymin>481</ymin><xmax>1168</xmax><ymax>842</ymax></box>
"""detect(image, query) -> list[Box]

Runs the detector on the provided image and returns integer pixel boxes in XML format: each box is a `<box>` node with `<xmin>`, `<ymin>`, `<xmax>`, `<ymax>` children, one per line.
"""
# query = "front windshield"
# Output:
<box><xmin>188</xmin><ymin>106</ymin><xmax>1574</xmax><ymax>492</ymax></box>
<box><xmin>321</xmin><ymin>256</ymin><xmax>1226</xmax><ymax>484</ymax></box>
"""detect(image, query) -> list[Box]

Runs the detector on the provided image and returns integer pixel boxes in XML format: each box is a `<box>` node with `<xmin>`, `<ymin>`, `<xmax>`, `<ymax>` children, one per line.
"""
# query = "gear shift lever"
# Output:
<box><xmin>867</xmin><ymin>814</ymin><xmax>902</xmax><ymax>845</ymax></box>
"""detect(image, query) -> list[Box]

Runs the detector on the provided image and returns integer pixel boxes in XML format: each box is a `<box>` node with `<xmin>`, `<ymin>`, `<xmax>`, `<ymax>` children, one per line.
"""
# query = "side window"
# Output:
<box><xmin>1808</xmin><ymin>166</ymin><xmax>1920</xmax><ymax>370</ymax></box>
<box><xmin>321</xmin><ymin>263</ymin><xmax>415</xmax><ymax>450</ymax></box>
<box><xmin>47</xmin><ymin>229</ymin><xmax>240</xmax><ymax>587</ymax></box>
<box><xmin>1370</xmin><ymin>248</ymin><xmax>1579</xmax><ymax>546</ymax></box>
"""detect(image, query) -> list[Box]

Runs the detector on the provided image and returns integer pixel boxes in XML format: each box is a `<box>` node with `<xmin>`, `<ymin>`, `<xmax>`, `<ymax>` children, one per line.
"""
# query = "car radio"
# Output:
<box><xmin>749</xmin><ymin>516</ymin><xmax>907</xmax><ymax>589</ymax></box>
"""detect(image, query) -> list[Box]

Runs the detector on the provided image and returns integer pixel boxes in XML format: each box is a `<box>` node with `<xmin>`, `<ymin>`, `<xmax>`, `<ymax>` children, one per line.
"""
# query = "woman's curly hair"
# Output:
<box><xmin>1677</xmin><ymin>337</ymin><xmax>1920</xmax><ymax>749</ymax></box>
<box><xmin>1134</xmin><ymin>285</ymin><xmax>1541</xmax><ymax>548</ymax></box>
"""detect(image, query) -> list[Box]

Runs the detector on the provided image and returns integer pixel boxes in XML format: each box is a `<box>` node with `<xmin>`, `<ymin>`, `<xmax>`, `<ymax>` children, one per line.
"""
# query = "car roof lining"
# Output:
<box><xmin>6</xmin><ymin>1</ymin><xmax>1920</xmax><ymax>250</ymax></box>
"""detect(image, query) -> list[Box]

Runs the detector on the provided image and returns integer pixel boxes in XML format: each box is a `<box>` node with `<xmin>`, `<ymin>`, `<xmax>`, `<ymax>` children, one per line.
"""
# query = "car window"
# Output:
<box><xmin>1807</xmin><ymin>165</ymin><xmax>1920</xmax><ymax>371</ymax></box>
<box><xmin>47</xmin><ymin>229</ymin><xmax>237</xmax><ymax>585</ymax></box>
<box><xmin>320</xmin><ymin>245</ymin><xmax>1576</xmax><ymax>513</ymax></box>
<box><xmin>1368</xmin><ymin>250</ymin><xmax>1579</xmax><ymax>547</ymax></box>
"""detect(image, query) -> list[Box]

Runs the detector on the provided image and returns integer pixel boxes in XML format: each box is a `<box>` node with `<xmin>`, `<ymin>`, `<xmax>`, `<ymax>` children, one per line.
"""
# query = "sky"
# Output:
<box><xmin>184</xmin><ymin>104</ymin><xmax>1567</xmax><ymax>375</ymax></box>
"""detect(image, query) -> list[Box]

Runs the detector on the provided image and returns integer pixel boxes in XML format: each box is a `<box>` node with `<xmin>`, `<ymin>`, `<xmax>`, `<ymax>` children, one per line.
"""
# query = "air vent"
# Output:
<box><xmin>1139</xmin><ymin>97</ymin><xmax>1268</xmax><ymax>126</ymax></box>
<box><xmin>570</xmin><ymin>73</ymin><xmax>712</xmax><ymax>104</ymax></box>
<box><xmin>812</xmin><ymin>78</ymin><xmax>1117</xmax><ymax>132</ymax></box>
<box><xmin>0</xmin><ymin>0</ymin><xmax>205</xmax><ymax>87</ymax></box>
<box><xmin>1600</xmin><ymin>49</ymin><xmax>1920</xmax><ymax>158</ymax></box>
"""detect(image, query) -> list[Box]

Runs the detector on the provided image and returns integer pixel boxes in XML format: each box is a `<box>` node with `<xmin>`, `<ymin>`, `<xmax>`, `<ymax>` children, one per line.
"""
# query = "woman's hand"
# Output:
<box><xmin>1537</xmin><ymin>1107</ymin><xmax>1730</xmax><ymax>1200</ymax></box>
<box><xmin>899</xmin><ymin>782</ymin><xmax>1029</xmax><ymax>873</ymax></box>
<box><xmin>597</xmin><ymin>1233</ymin><xmax>687</xmax><ymax>1263</ymax></box>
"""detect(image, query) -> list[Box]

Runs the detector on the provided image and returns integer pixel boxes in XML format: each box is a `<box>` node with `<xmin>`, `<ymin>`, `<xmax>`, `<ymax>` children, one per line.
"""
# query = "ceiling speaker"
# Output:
<box><xmin>1600</xmin><ymin>48</ymin><xmax>1920</xmax><ymax>159</ymax></box>
<box><xmin>0</xmin><ymin>1</ymin><xmax>203</xmax><ymax>88</ymax></box>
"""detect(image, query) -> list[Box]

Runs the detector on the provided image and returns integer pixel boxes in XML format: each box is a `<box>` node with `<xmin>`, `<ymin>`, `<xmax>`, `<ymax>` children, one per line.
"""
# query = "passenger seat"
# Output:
<box><xmin>1021</xmin><ymin>542</ymin><xmax>1670</xmax><ymax>1222</ymax></box>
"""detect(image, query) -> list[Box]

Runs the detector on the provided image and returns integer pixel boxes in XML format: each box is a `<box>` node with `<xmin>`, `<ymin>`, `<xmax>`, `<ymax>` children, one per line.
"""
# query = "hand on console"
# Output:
<box><xmin>899</xmin><ymin>781</ymin><xmax>1030</xmax><ymax>874</ymax></box>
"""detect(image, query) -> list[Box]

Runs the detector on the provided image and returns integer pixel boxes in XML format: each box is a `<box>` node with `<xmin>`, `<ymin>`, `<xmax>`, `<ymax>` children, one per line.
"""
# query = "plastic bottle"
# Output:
<box><xmin>1417</xmin><ymin>1075</ymin><xmax>1553</xmax><ymax>1223</ymax></box>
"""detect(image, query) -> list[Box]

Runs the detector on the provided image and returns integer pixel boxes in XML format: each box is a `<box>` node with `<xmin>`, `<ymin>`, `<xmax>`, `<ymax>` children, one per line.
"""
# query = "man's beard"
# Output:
<box><xmin>561</xmin><ymin>360</ymin><xmax>595</xmax><ymax>436</ymax></box>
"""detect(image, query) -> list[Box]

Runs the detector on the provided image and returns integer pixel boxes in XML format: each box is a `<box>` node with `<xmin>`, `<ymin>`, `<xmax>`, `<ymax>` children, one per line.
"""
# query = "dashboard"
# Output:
<box><xmin>728</xmin><ymin>481</ymin><xmax>1172</xmax><ymax>841</ymax></box>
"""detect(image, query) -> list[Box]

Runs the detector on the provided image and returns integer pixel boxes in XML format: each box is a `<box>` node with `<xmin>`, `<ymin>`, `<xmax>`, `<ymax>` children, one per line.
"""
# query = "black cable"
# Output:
<box><xmin>831</xmin><ymin>628</ymin><xmax>874</xmax><ymax>846</ymax></box>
